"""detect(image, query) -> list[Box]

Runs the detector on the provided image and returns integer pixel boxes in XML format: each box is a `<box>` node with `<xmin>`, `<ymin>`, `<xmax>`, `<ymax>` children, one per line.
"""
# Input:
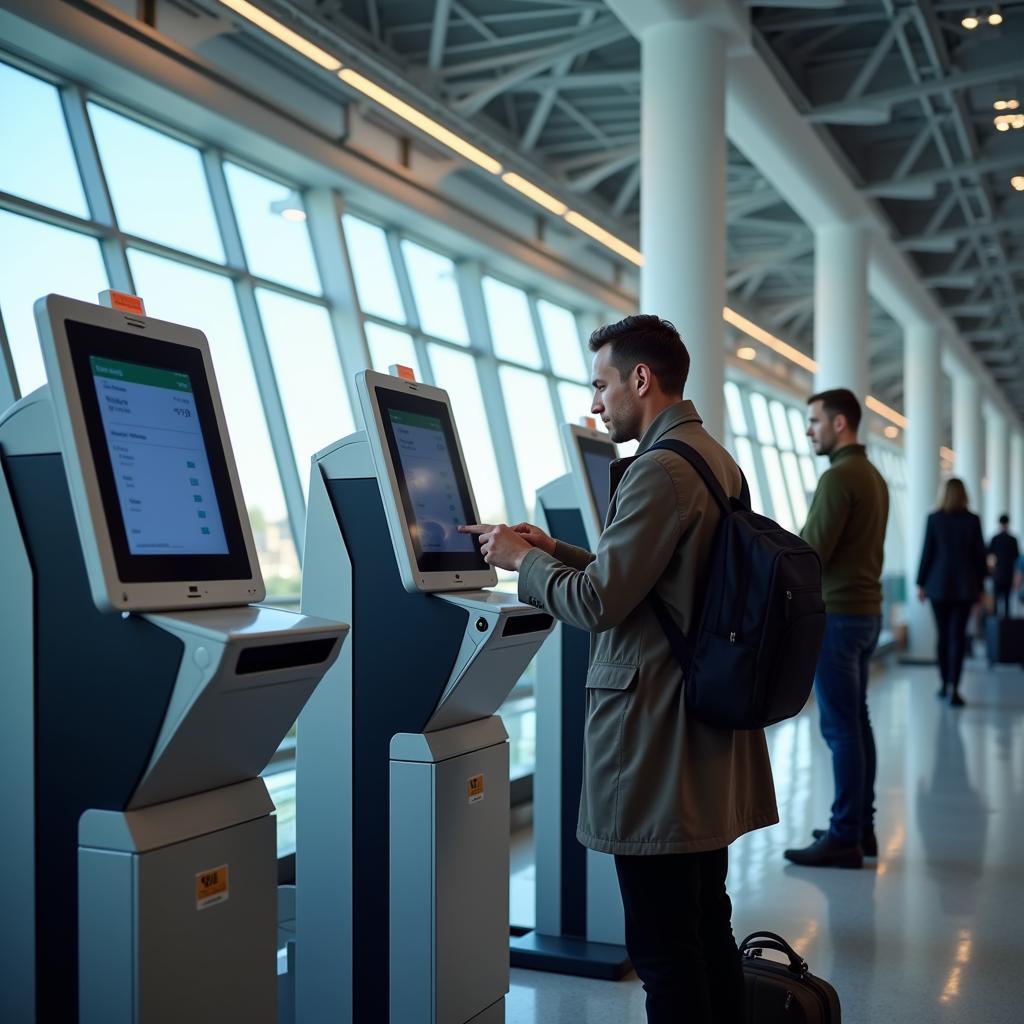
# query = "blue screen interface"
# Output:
<box><xmin>91</xmin><ymin>355</ymin><xmax>229</xmax><ymax>556</ymax></box>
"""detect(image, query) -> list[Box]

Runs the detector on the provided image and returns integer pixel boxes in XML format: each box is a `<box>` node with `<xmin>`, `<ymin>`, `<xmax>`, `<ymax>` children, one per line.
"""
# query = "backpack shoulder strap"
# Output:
<box><xmin>646</xmin><ymin>439</ymin><xmax>741</xmax><ymax>513</ymax></box>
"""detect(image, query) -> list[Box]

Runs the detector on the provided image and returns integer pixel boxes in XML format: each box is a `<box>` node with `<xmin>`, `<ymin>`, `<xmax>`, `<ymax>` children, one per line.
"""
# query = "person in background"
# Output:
<box><xmin>916</xmin><ymin>479</ymin><xmax>988</xmax><ymax>707</ymax></box>
<box><xmin>988</xmin><ymin>515</ymin><xmax>1020</xmax><ymax>619</ymax></box>
<box><xmin>784</xmin><ymin>388</ymin><xmax>888</xmax><ymax>870</ymax></box>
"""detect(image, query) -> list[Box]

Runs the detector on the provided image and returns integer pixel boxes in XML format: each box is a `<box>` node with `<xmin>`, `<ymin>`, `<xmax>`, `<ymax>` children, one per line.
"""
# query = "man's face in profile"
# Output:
<box><xmin>806</xmin><ymin>400</ymin><xmax>839</xmax><ymax>456</ymax></box>
<box><xmin>591</xmin><ymin>347</ymin><xmax>640</xmax><ymax>444</ymax></box>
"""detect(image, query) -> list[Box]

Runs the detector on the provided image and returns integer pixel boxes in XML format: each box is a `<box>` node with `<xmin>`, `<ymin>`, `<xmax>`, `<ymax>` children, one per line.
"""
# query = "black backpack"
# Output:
<box><xmin>646</xmin><ymin>440</ymin><xmax>825</xmax><ymax>730</ymax></box>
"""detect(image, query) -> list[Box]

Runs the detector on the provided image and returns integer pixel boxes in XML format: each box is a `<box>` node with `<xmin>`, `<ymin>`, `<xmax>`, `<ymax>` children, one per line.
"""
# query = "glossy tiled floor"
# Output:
<box><xmin>507</xmin><ymin>655</ymin><xmax>1024</xmax><ymax>1023</ymax></box>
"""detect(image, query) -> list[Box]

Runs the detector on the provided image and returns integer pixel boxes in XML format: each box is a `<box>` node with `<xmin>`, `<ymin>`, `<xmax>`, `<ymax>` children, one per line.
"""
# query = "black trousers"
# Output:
<box><xmin>931</xmin><ymin>599</ymin><xmax>973</xmax><ymax>690</ymax></box>
<box><xmin>994</xmin><ymin>587</ymin><xmax>1012</xmax><ymax>619</ymax></box>
<box><xmin>614</xmin><ymin>848</ymin><xmax>744</xmax><ymax>1024</ymax></box>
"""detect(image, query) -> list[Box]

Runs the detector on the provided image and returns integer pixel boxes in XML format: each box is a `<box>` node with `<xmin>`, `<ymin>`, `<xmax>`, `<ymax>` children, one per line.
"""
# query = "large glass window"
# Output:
<box><xmin>401</xmin><ymin>239</ymin><xmax>469</xmax><ymax>344</ymax></box>
<box><xmin>126</xmin><ymin>250</ymin><xmax>300</xmax><ymax>594</ymax></box>
<box><xmin>364</xmin><ymin>321</ymin><xmax>421</xmax><ymax>379</ymax></box>
<box><xmin>761</xmin><ymin>445</ymin><xmax>795</xmax><ymax>533</ymax></box>
<box><xmin>734</xmin><ymin>437</ymin><xmax>765</xmax><ymax>514</ymax></box>
<box><xmin>342</xmin><ymin>214</ymin><xmax>405</xmax><ymax>322</ymax></box>
<box><xmin>88</xmin><ymin>103</ymin><xmax>224</xmax><ymax>261</ymax></box>
<box><xmin>482</xmin><ymin>276</ymin><xmax>542</xmax><ymax>368</ymax></box>
<box><xmin>223</xmin><ymin>163</ymin><xmax>320</xmax><ymax>293</ymax></box>
<box><xmin>0</xmin><ymin>210</ymin><xmax>108</xmax><ymax>394</ymax></box>
<box><xmin>724</xmin><ymin>381</ymin><xmax>749</xmax><ymax>437</ymax></box>
<box><xmin>256</xmin><ymin>289</ymin><xmax>354</xmax><ymax>494</ymax></box>
<box><xmin>538</xmin><ymin>299</ymin><xmax>587</xmax><ymax>382</ymax></box>
<box><xmin>557</xmin><ymin>380</ymin><xmax>597</xmax><ymax>428</ymax></box>
<box><xmin>498</xmin><ymin>365</ymin><xmax>565</xmax><ymax>515</ymax></box>
<box><xmin>0</xmin><ymin>62</ymin><xmax>89</xmax><ymax>218</ymax></box>
<box><xmin>428</xmin><ymin>344</ymin><xmax>506</xmax><ymax>524</ymax></box>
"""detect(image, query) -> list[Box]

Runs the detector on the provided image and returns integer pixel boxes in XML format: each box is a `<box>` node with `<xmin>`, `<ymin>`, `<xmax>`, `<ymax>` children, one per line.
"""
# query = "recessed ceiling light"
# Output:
<box><xmin>1011</xmin><ymin>175</ymin><xmax>1024</xmax><ymax>191</ymax></box>
<box><xmin>988</xmin><ymin>11</ymin><xmax>1004</xmax><ymax>25</ymax></box>
<box><xmin>884</xmin><ymin>425</ymin><xmax>899</xmax><ymax>439</ymax></box>
<box><xmin>962</xmin><ymin>14</ymin><xmax>979</xmax><ymax>28</ymax></box>
<box><xmin>737</xmin><ymin>346</ymin><xmax>757</xmax><ymax>361</ymax></box>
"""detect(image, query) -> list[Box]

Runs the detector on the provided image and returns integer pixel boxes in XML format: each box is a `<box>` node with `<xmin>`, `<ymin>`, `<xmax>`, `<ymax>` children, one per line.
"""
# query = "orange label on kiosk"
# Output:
<box><xmin>99</xmin><ymin>289</ymin><xmax>146</xmax><ymax>316</ymax></box>
<box><xmin>467</xmin><ymin>774</ymin><xmax>485</xmax><ymax>804</ymax></box>
<box><xmin>195</xmin><ymin>864</ymin><xmax>229</xmax><ymax>910</ymax></box>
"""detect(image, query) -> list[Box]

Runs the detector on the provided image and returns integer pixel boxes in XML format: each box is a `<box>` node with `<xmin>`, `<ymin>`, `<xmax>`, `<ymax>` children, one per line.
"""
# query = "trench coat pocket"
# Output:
<box><xmin>585</xmin><ymin>662</ymin><xmax>638</xmax><ymax>690</ymax></box>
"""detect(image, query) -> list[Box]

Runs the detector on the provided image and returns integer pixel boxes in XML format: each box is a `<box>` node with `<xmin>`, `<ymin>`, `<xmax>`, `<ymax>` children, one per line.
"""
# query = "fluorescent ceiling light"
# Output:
<box><xmin>722</xmin><ymin>307</ymin><xmax>817</xmax><ymax>373</ymax></box>
<box><xmin>338</xmin><ymin>68</ymin><xmax>503</xmax><ymax>175</ymax></box>
<box><xmin>865</xmin><ymin>395</ymin><xmax>908</xmax><ymax>429</ymax></box>
<box><xmin>564</xmin><ymin>211</ymin><xmax>643</xmax><ymax>265</ymax></box>
<box><xmin>500</xmin><ymin>173</ymin><xmax>567</xmax><ymax>216</ymax></box>
<box><xmin>218</xmin><ymin>0</ymin><xmax>341</xmax><ymax>71</ymax></box>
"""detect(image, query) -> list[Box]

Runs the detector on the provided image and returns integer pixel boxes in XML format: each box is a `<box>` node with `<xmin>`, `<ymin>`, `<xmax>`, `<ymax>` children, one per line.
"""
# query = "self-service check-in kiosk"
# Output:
<box><xmin>509</xmin><ymin>421</ymin><xmax>630</xmax><ymax>979</ymax></box>
<box><xmin>0</xmin><ymin>294</ymin><xmax>348</xmax><ymax>1024</ymax></box>
<box><xmin>295</xmin><ymin>368</ymin><xmax>555</xmax><ymax>1024</ymax></box>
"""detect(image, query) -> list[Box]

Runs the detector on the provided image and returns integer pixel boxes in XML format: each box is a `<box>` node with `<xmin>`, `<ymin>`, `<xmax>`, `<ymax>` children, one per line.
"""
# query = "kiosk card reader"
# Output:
<box><xmin>296</xmin><ymin>369</ymin><xmax>554</xmax><ymax>1024</ymax></box>
<box><xmin>509</xmin><ymin>422</ymin><xmax>630</xmax><ymax>979</ymax></box>
<box><xmin>0</xmin><ymin>295</ymin><xmax>348</xmax><ymax>1024</ymax></box>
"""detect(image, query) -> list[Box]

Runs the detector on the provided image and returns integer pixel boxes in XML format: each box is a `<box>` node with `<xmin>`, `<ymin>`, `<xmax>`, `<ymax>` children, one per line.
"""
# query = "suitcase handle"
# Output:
<box><xmin>739</xmin><ymin>931</ymin><xmax>808</xmax><ymax>975</ymax></box>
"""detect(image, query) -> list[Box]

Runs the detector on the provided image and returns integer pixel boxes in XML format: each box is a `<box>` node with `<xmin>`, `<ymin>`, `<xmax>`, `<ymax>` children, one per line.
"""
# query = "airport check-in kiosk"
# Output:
<box><xmin>0</xmin><ymin>294</ymin><xmax>347</xmax><ymax>1024</ymax></box>
<box><xmin>296</xmin><ymin>369</ymin><xmax>555</xmax><ymax>1024</ymax></box>
<box><xmin>509</xmin><ymin>421</ymin><xmax>630</xmax><ymax>979</ymax></box>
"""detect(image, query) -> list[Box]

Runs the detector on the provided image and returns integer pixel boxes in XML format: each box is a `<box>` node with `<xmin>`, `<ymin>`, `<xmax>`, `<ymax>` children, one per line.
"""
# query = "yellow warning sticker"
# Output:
<box><xmin>467</xmin><ymin>774</ymin><xmax>485</xmax><ymax>804</ymax></box>
<box><xmin>196</xmin><ymin>864</ymin><xmax>229</xmax><ymax>911</ymax></box>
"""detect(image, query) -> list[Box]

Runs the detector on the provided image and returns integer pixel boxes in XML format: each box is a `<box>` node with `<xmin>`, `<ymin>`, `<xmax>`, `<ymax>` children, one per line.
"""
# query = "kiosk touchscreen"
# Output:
<box><xmin>564</xmin><ymin>422</ymin><xmax>617</xmax><ymax>545</ymax></box>
<box><xmin>40</xmin><ymin>300</ymin><xmax>264</xmax><ymax>610</ymax></box>
<box><xmin>0</xmin><ymin>294</ymin><xmax>347</xmax><ymax>1024</ymax></box>
<box><xmin>295</xmin><ymin>369</ymin><xmax>555</xmax><ymax>1024</ymax></box>
<box><xmin>509</xmin><ymin>420</ymin><xmax>629</xmax><ymax>979</ymax></box>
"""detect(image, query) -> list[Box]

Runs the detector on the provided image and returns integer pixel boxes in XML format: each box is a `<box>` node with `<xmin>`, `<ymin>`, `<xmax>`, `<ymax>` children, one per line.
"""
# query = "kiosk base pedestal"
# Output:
<box><xmin>509</xmin><ymin>930</ymin><xmax>631</xmax><ymax>981</ymax></box>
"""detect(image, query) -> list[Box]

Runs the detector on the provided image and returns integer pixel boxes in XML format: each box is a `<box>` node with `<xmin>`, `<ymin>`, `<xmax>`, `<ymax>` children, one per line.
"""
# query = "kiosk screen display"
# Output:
<box><xmin>66</xmin><ymin>319</ymin><xmax>252</xmax><ymax>582</ymax></box>
<box><xmin>578</xmin><ymin>436</ymin><xmax>615</xmax><ymax>525</ymax></box>
<box><xmin>376</xmin><ymin>387</ymin><xmax>487</xmax><ymax>574</ymax></box>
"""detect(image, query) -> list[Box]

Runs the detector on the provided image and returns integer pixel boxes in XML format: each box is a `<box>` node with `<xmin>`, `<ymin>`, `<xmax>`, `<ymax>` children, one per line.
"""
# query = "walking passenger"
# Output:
<box><xmin>917</xmin><ymin>479</ymin><xmax>988</xmax><ymax>706</ymax></box>
<box><xmin>461</xmin><ymin>315</ymin><xmax>778</xmax><ymax>1024</ymax></box>
<box><xmin>784</xmin><ymin>389</ymin><xmax>888</xmax><ymax>870</ymax></box>
<box><xmin>988</xmin><ymin>515</ymin><xmax>1020</xmax><ymax>619</ymax></box>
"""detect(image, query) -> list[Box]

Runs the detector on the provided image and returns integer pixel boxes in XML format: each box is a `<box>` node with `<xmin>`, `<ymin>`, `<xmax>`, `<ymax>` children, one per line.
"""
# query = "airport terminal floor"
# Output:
<box><xmin>507</xmin><ymin>656</ymin><xmax>1022</xmax><ymax>1023</ymax></box>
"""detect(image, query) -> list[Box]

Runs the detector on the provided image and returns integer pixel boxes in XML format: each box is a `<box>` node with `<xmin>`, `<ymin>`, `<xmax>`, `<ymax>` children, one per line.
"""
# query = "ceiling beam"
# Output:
<box><xmin>808</xmin><ymin>58</ymin><xmax>1024</xmax><ymax>124</ymax></box>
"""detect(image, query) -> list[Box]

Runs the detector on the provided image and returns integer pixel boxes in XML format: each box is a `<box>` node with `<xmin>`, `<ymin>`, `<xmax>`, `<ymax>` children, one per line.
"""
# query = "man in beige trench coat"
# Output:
<box><xmin>461</xmin><ymin>315</ymin><xmax>778</xmax><ymax>1024</ymax></box>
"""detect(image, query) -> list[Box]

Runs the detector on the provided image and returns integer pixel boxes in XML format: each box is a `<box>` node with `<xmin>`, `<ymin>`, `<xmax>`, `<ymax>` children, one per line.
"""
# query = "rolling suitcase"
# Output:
<box><xmin>740</xmin><ymin>931</ymin><xmax>841</xmax><ymax>1022</ymax></box>
<box><xmin>985</xmin><ymin>616</ymin><xmax>1024</xmax><ymax>666</ymax></box>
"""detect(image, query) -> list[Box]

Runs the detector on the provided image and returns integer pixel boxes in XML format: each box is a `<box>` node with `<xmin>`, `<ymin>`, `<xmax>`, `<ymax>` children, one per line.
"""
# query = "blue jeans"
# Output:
<box><xmin>814</xmin><ymin>613</ymin><xmax>882</xmax><ymax>846</ymax></box>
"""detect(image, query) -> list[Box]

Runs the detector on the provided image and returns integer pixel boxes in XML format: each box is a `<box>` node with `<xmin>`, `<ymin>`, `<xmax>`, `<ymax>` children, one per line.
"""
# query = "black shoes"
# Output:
<box><xmin>812</xmin><ymin>827</ymin><xmax>877</xmax><ymax>857</ymax></box>
<box><xmin>950</xmin><ymin>692</ymin><xmax>966</xmax><ymax>707</ymax></box>
<box><xmin>937</xmin><ymin>686</ymin><xmax>948</xmax><ymax>699</ymax></box>
<box><xmin>784</xmin><ymin>836</ymin><xmax>863</xmax><ymax>869</ymax></box>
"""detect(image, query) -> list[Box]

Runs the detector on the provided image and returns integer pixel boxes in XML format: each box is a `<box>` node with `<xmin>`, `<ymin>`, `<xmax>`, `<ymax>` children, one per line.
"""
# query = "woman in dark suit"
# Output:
<box><xmin>916</xmin><ymin>478</ymin><xmax>988</xmax><ymax>706</ymax></box>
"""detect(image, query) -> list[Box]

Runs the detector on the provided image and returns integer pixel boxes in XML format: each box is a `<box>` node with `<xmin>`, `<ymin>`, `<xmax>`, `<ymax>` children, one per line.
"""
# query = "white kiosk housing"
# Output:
<box><xmin>510</xmin><ymin>421</ymin><xmax>630</xmax><ymax>978</ymax></box>
<box><xmin>295</xmin><ymin>369</ymin><xmax>554</xmax><ymax>1024</ymax></box>
<box><xmin>0</xmin><ymin>295</ymin><xmax>347</xmax><ymax>1024</ymax></box>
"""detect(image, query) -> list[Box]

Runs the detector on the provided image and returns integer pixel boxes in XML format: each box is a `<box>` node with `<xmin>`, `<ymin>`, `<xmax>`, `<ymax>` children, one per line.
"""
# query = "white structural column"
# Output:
<box><xmin>639</xmin><ymin>18</ymin><xmax>726</xmax><ymax>439</ymax></box>
<box><xmin>904</xmin><ymin>325</ymin><xmax>942</xmax><ymax>659</ymax></box>
<box><xmin>813</xmin><ymin>223</ymin><xmax>869</xmax><ymax>402</ymax></box>
<box><xmin>952</xmin><ymin>373</ymin><xmax>984</xmax><ymax>512</ymax></box>
<box><xmin>1011</xmin><ymin>433</ymin><xmax>1024</xmax><ymax>537</ymax></box>
<box><xmin>985</xmin><ymin>406</ymin><xmax>1009</xmax><ymax>535</ymax></box>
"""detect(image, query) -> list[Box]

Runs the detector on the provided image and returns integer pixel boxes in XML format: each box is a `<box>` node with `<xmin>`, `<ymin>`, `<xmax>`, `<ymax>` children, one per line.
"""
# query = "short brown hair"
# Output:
<box><xmin>940</xmin><ymin>478</ymin><xmax>969</xmax><ymax>513</ymax></box>
<box><xmin>807</xmin><ymin>388</ymin><xmax>862</xmax><ymax>432</ymax></box>
<box><xmin>589</xmin><ymin>315</ymin><xmax>690</xmax><ymax>397</ymax></box>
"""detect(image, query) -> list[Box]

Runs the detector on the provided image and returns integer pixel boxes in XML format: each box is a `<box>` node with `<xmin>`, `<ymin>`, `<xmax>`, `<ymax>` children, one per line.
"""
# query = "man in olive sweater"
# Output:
<box><xmin>785</xmin><ymin>388</ymin><xmax>888</xmax><ymax>869</ymax></box>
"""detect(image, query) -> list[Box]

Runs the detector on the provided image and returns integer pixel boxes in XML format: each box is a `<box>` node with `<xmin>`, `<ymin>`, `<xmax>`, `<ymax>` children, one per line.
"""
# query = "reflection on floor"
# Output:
<box><xmin>507</xmin><ymin>657</ymin><xmax>1024</xmax><ymax>1023</ymax></box>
